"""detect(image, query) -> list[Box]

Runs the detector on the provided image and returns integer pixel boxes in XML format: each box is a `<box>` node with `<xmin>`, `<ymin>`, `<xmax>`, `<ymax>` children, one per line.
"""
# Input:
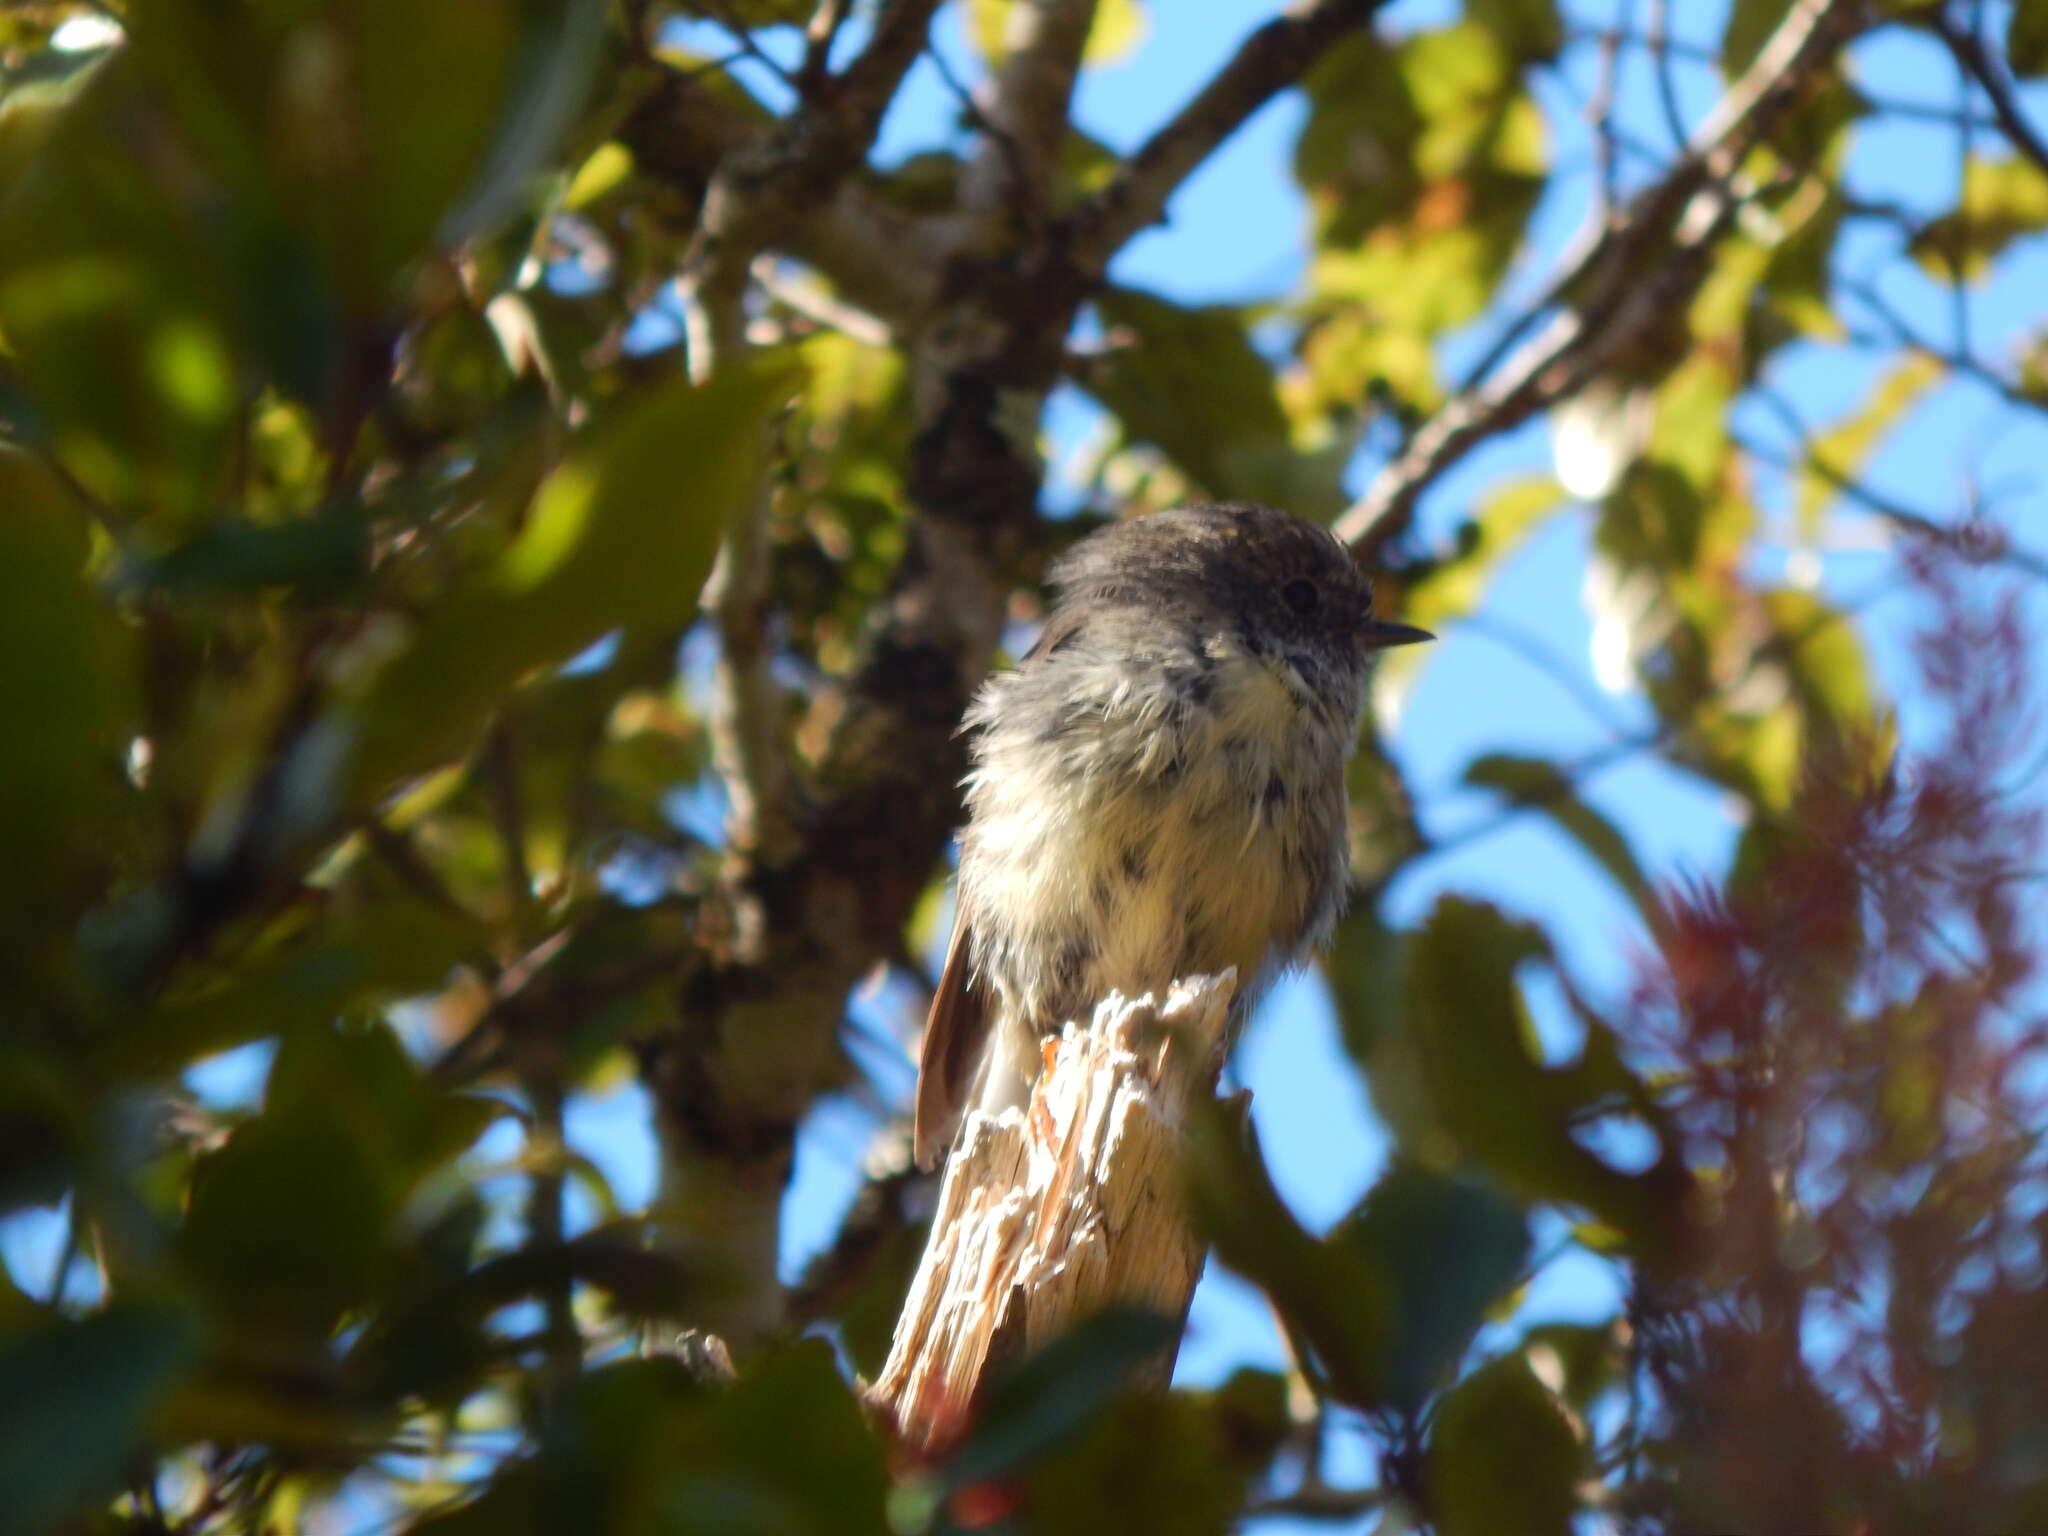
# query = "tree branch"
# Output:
<box><xmin>960</xmin><ymin>0</ymin><xmax>1100</xmax><ymax>218</ymax></box>
<box><xmin>1062</xmin><ymin>0</ymin><xmax>1393</xmax><ymax>274</ymax></box>
<box><xmin>871</xmin><ymin>975</ymin><xmax>1235</xmax><ymax>1449</ymax></box>
<box><xmin>672</xmin><ymin>2</ymin><xmax>943</xmax><ymax>874</ymax></box>
<box><xmin>1334</xmin><ymin>0</ymin><xmax>1872</xmax><ymax>560</ymax></box>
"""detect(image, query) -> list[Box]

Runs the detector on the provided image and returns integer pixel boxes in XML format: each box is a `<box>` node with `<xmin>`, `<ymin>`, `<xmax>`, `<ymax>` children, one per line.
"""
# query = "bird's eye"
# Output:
<box><xmin>1281</xmin><ymin>579</ymin><xmax>1318</xmax><ymax>616</ymax></box>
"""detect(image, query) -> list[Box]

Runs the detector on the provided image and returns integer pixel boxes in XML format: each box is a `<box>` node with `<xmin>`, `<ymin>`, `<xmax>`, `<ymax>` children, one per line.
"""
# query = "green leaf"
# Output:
<box><xmin>1404</xmin><ymin>474</ymin><xmax>1564</xmax><ymax>631</ymax></box>
<box><xmin>969</xmin><ymin>0</ymin><xmax>1147</xmax><ymax>67</ymax></box>
<box><xmin>949</xmin><ymin>1307</ymin><xmax>1182</xmax><ymax>1485</ymax></box>
<box><xmin>0</xmin><ymin>1304</ymin><xmax>198</xmax><ymax>1536</ymax></box>
<box><xmin>412</xmin><ymin>1346</ymin><xmax>889</xmax><ymax>1536</ymax></box>
<box><xmin>137</xmin><ymin>505</ymin><xmax>371</xmax><ymax>599</ymax></box>
<box><xmin>1330</xmin><ymin>1164</ymin><xmax>1530</xmax><ymax>1411</ymax></box>
<box><xmin>1184</xmin><ymin>1100</ymin><xmax>1393</xmax><ymax>1410</ymax></box>
<box><xmin>346</xmin><ymin>351</ymin><xmax>801</xmax><ymax>801</ymax></box>
<box><xmin>109</xmin><ymin>897</ymin><xmax>483</xmax><ymax>1079</ymax></box>
<box><xmin>1911</xmin><ymin>155</ymin><xmax>2048</xmax><ymax>280</ymax></box>
<box><xmin>1759</xmin><ymin>585</ymin><xmax>1880</xmax><ymax>745</ymax></box>
<box><xmin>0</xmin><ymin>54</ymin><xmax>244</xmax><ymax>515</ymax></box>
<box><xmin>1795</xmin><ymin>355</ymin><xmax>1941</xmax><ymax>535</ymax></box>
<box><xmin>1020</xmin><ymin>1393</ymin><xmax>1245</xmax><ymax>1536</ymax></box>
<box><xmin>1086</xmin><ymin>288</ymin><xmax>1345</xmax><ymax>518</ymax></box>
<box><xmin>2014</xmin><ymin>2</ymin><xmax>2048</xmax><ymax>77</ymax></box>
<box><xmin>178</xmin><ymin>1021</ymin><xmax>494</xmax><ymax>1342</ymax></box>
<box><xmin>1467</xmin><ymin>0</ymin><xmax>1564</xmax><ymax>61</ymax></box>
<box><xmin>1425</xmin><ymin>1353</ymin><xmax>1582</xmax><ymax>1536</ymax></box>
<box><xmin>1400</xmin><ymin>898</ymin><xmax>1691</xmax><ymax>1264</ymax></box>
<box><xmin>1295</xmin><ymin>33</ymin><xmax>1423</xmax><ymax>239</ymax></box>
<box><xmin>1722</xmin><ymin>0</ymin><xmax>1791</xmax><ymax>77</ymax></box>
<box><xmin>131</xmin><ymin>0</ymin><xmax>606</xmax><ymax>307</ymax></box>
<box><xmin>0</xmin><ymin>449</ymin><xmax>133</xmax><ymax>987</ymax></box>
<box><xmin>1464</xmin><ymin>754</ymin><xmax>1657</xmax><ymax>916</ymax></box>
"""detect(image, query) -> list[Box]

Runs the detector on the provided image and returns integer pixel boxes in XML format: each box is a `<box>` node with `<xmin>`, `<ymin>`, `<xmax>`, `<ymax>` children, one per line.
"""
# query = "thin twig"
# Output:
<box><xmin>959</xmin><ymin>0</ymin><xmax>1099</xmax><ymax>219</ymax></box>
<box><xmin>1063</xmin><ymin>0</ymin><xmax>1394</xmax><ymax>274</ymax></box>
<box><xmin>1334</xmin><ymin>0</ymin><xmax>1870</xmax><ymax>560</ymax></box>
<box><xmin>1930</xmin><ymin>8</ymin><xmax>2048</xmax><ymax>178</ymax></box>
<box><xmin>1588</xmin><ymin>4</ymin><xmax>1634</xmax><ymax>215</ymax></box>
<box><xmin>1645</xmin><ymin>0</ymin><xmax>1690</xmax><ymax>147</ymax></box>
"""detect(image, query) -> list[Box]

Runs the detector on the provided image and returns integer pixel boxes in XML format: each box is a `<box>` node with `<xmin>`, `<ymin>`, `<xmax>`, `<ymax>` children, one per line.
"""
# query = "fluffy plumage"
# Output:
<box><xmin>913</xmin><ymin>502</ymin><xmax>1426</xmax><ymax>1167</ymax></box>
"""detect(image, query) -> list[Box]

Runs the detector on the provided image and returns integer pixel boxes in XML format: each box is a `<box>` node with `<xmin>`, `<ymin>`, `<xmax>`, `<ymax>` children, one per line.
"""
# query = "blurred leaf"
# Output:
<box><xmin>1019</xmin><ymin>1393</ymin><xmax>1244</xmax><ymax>1536</ymax></box>
<box><xmin>1551</xmin><ymin>381</ymin><xmax>1649</xmax><ymax>500</ymax></box>
<box><xmin>410</xmin><ymin>1344</ymin><xmax>887</xmax><ymax>1536</ymax></box>
<box><xmin>1794</xmin><ymin>354</ymin><xmax>1941</xmax><ymax>535</ymax></box>
<box><xmin>950</xmin><ymin>1307</ymin><xmax>1182</xmax><ymax>1485</ymax></box>
<box><xmin>0</xmin><ymin>1303</ymin><xmax>198</xmax><ymax>1536</ymax></box>
<box><xmin>1086</xmin><ymin>288</ymin><xmax>1344</xmax><ymax>518</ymax></box>
<box><xmin>1465</xmin><ymin>754</ymin><xmax>1656</xmax><ymax>916</ymax></box>
<box><xmin>1330</xmin><ymin>1163</ymin><xmax>1530</xmax><ymax>1411</ymax></box>
<box><xmin>1467</xmin><ymin>0</ymin><xmax>1563</xmax><ymax>61</ymax></box>
<box><xmin>0</xmin><ymin>53</ymin><xmax>243</xmax><ymax>514</ymax></box>
<box><xmin>1722</xmin><ymin>0</ymin><xmax>1789</xmax><ymax>77</ymax></box>
<box><xmin>178</xmin><ymin>1021</ymin><xmax>493</xmax><ymax>1342</ymax></box>
<box><xmin>136</xmin><ymin>505</ymin><xmax>371</xmax><ymax>599</ymax></box>
<box><xmin>2014</xmin><ymin>3</ymin><xmax>2048</xmax><ymax>77</ymax></box>
<box><xmin>112</xmin><ymin>897</ymin><xmax>483</xmax><ymax>1079</ymax></box>
<box><xmin>0</xmin><ymin>450</ymin><xmax>133</xmax><ymax>987</ymax></box>
<box><xmin>132</xmin><ymin>0</ymin><xmax>606</xmax><ymax>307</ymax></box>
<box><xmin>1760</xmin><ymin>585</ymin><xmax>1880</xmax><ymax>746</ymax></box>
<box><xmin>1402</xmin><ymin>898</ymin><xmax>1689</xmax><ymax>1264</ymax></box>
<box><xmin>1185</xmin><ymin>1101</ymin><xmax>1393</xmax><ymax>1409</ymax></box>
<box><xmin>969</xmin><ymin>0</ymin><xmax>1147</xmax><ymax>67</ymax></box>
<box><xmin>1911</xmin><ymin>155</ymin><xmax>2048</xmax><ymax>280</ymax></box>
<box><xmin>1295</xmin><ymin>24</ymin><xmax>1543</xmax><ymax>417</ymax></box>
<box><xmin>1424</xmin><ymin>1353</ymin><xmax>1581</xmax><ymax>1536</ymax></box>
<box><xmin>346</xmin><ymin>351</ymin><xmax>801</xmax><ymax>800</ymax></box>
<box><xmin>1519</xmin><ymin>1320</ymin><xmax>1625</xmax><ymax>1411</ymax></box>
<box><xmin>1405</xmin><ymin>475</ymin><xmax>1564</xmax><ymax>633</ymax></box>
<box><xmin>1084</xmin><ymin>0</ymin><xmax>1149</xmax><ymax>66</ymax></box>
<box><xmin>1295</xmin><ymin>33</ymin><xmax>1422</xmax><ymax>239</ymax></box>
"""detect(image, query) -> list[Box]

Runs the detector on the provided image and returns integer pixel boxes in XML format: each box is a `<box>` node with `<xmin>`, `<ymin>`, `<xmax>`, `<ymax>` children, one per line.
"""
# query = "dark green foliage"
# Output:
<box><xmin>1</xmin><ymin>2</ymin><xmax>2044</xmax><ymax>1533</ymax></box>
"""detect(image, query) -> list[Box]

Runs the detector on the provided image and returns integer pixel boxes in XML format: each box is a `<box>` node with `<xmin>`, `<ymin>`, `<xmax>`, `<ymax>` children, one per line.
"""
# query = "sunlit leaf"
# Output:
<box><xmin>1911</xmin><ymin>155</ymin><xmax>2048</xmax><ymax>280</ymax></box>
<box><xmin>346</xmin><ymin>351</ymin><xmax>801</xmax><ymax>800</ymax></box>
<box><xmin>969</xmin><ymin>0</ymin><xmax>1147</xmax><ymax>67</ymax></box>
<box><xmin>1795</xmin><ymin>354</ymin><xmax>1942</xmax><ymax>535</ymax></box>
<box><xmin>0</xmin><ymin>54</ymin><xmax>243</xmax><ymax>514</ymax></box>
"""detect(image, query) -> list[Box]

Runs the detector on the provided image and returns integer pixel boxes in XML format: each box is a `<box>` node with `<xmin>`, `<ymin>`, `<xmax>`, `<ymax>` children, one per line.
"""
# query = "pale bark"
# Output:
<box><xmin>871</xmin><ymin>973</ymin><xmax>1237</xmax><ymax>1450</ymax></box>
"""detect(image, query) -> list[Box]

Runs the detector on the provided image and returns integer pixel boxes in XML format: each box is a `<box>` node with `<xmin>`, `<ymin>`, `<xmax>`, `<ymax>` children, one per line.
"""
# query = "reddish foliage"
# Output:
<box><xmin>1620</xmin><ymin>551</ymin><xmax>2048</xmax><ymax>1535</ymax></box>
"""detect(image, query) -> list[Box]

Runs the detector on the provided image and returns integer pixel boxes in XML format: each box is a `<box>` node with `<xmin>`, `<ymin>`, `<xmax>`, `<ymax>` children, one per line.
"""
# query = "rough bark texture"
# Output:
<box><xmin>870</xmin><ymin>973</ymin><xmax>1237</xmax><ymax>1451</ymax></box>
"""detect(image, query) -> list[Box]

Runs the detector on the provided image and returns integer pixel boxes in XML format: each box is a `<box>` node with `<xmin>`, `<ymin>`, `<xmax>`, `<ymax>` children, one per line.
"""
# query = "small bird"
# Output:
<box><xmin>914</xmin><ymin>502</ymin><xmax>1430</xmax><ymax>1168</ymax></box>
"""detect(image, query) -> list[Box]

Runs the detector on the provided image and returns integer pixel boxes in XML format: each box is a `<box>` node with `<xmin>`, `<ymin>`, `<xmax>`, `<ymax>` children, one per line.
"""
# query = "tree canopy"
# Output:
<box><xmin>2</xmin><ymin>1</ymin><xmax>2046</xmax><ymax>1533</ymax></box>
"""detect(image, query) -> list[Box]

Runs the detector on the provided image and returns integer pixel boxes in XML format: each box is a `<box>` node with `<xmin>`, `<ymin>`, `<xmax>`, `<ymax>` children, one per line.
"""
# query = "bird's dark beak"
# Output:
<box><xmin>1360</xmin><ymin>617</ymin><xmax>1434</xmax><ymax>649</ymax></box>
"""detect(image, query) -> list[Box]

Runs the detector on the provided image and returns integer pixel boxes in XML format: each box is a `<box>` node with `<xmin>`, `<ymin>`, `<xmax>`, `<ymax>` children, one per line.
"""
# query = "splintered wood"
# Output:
<box><xmin>871</xmin><ymin>972</ymin><xmax>1236</xmax><ymax>1451</ymax></box>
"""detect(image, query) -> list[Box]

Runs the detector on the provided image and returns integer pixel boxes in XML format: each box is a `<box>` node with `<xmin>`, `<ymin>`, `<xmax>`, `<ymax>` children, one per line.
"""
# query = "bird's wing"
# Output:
<box><xmin>914</xmin><ymin>909</ymin><xmax>985</xmax><ymax>1170</ymax></box>
<box><xmin>912</xmin><ymin>610</ymin><xmax>1086</xmax><ymax>1168</ymax></box>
